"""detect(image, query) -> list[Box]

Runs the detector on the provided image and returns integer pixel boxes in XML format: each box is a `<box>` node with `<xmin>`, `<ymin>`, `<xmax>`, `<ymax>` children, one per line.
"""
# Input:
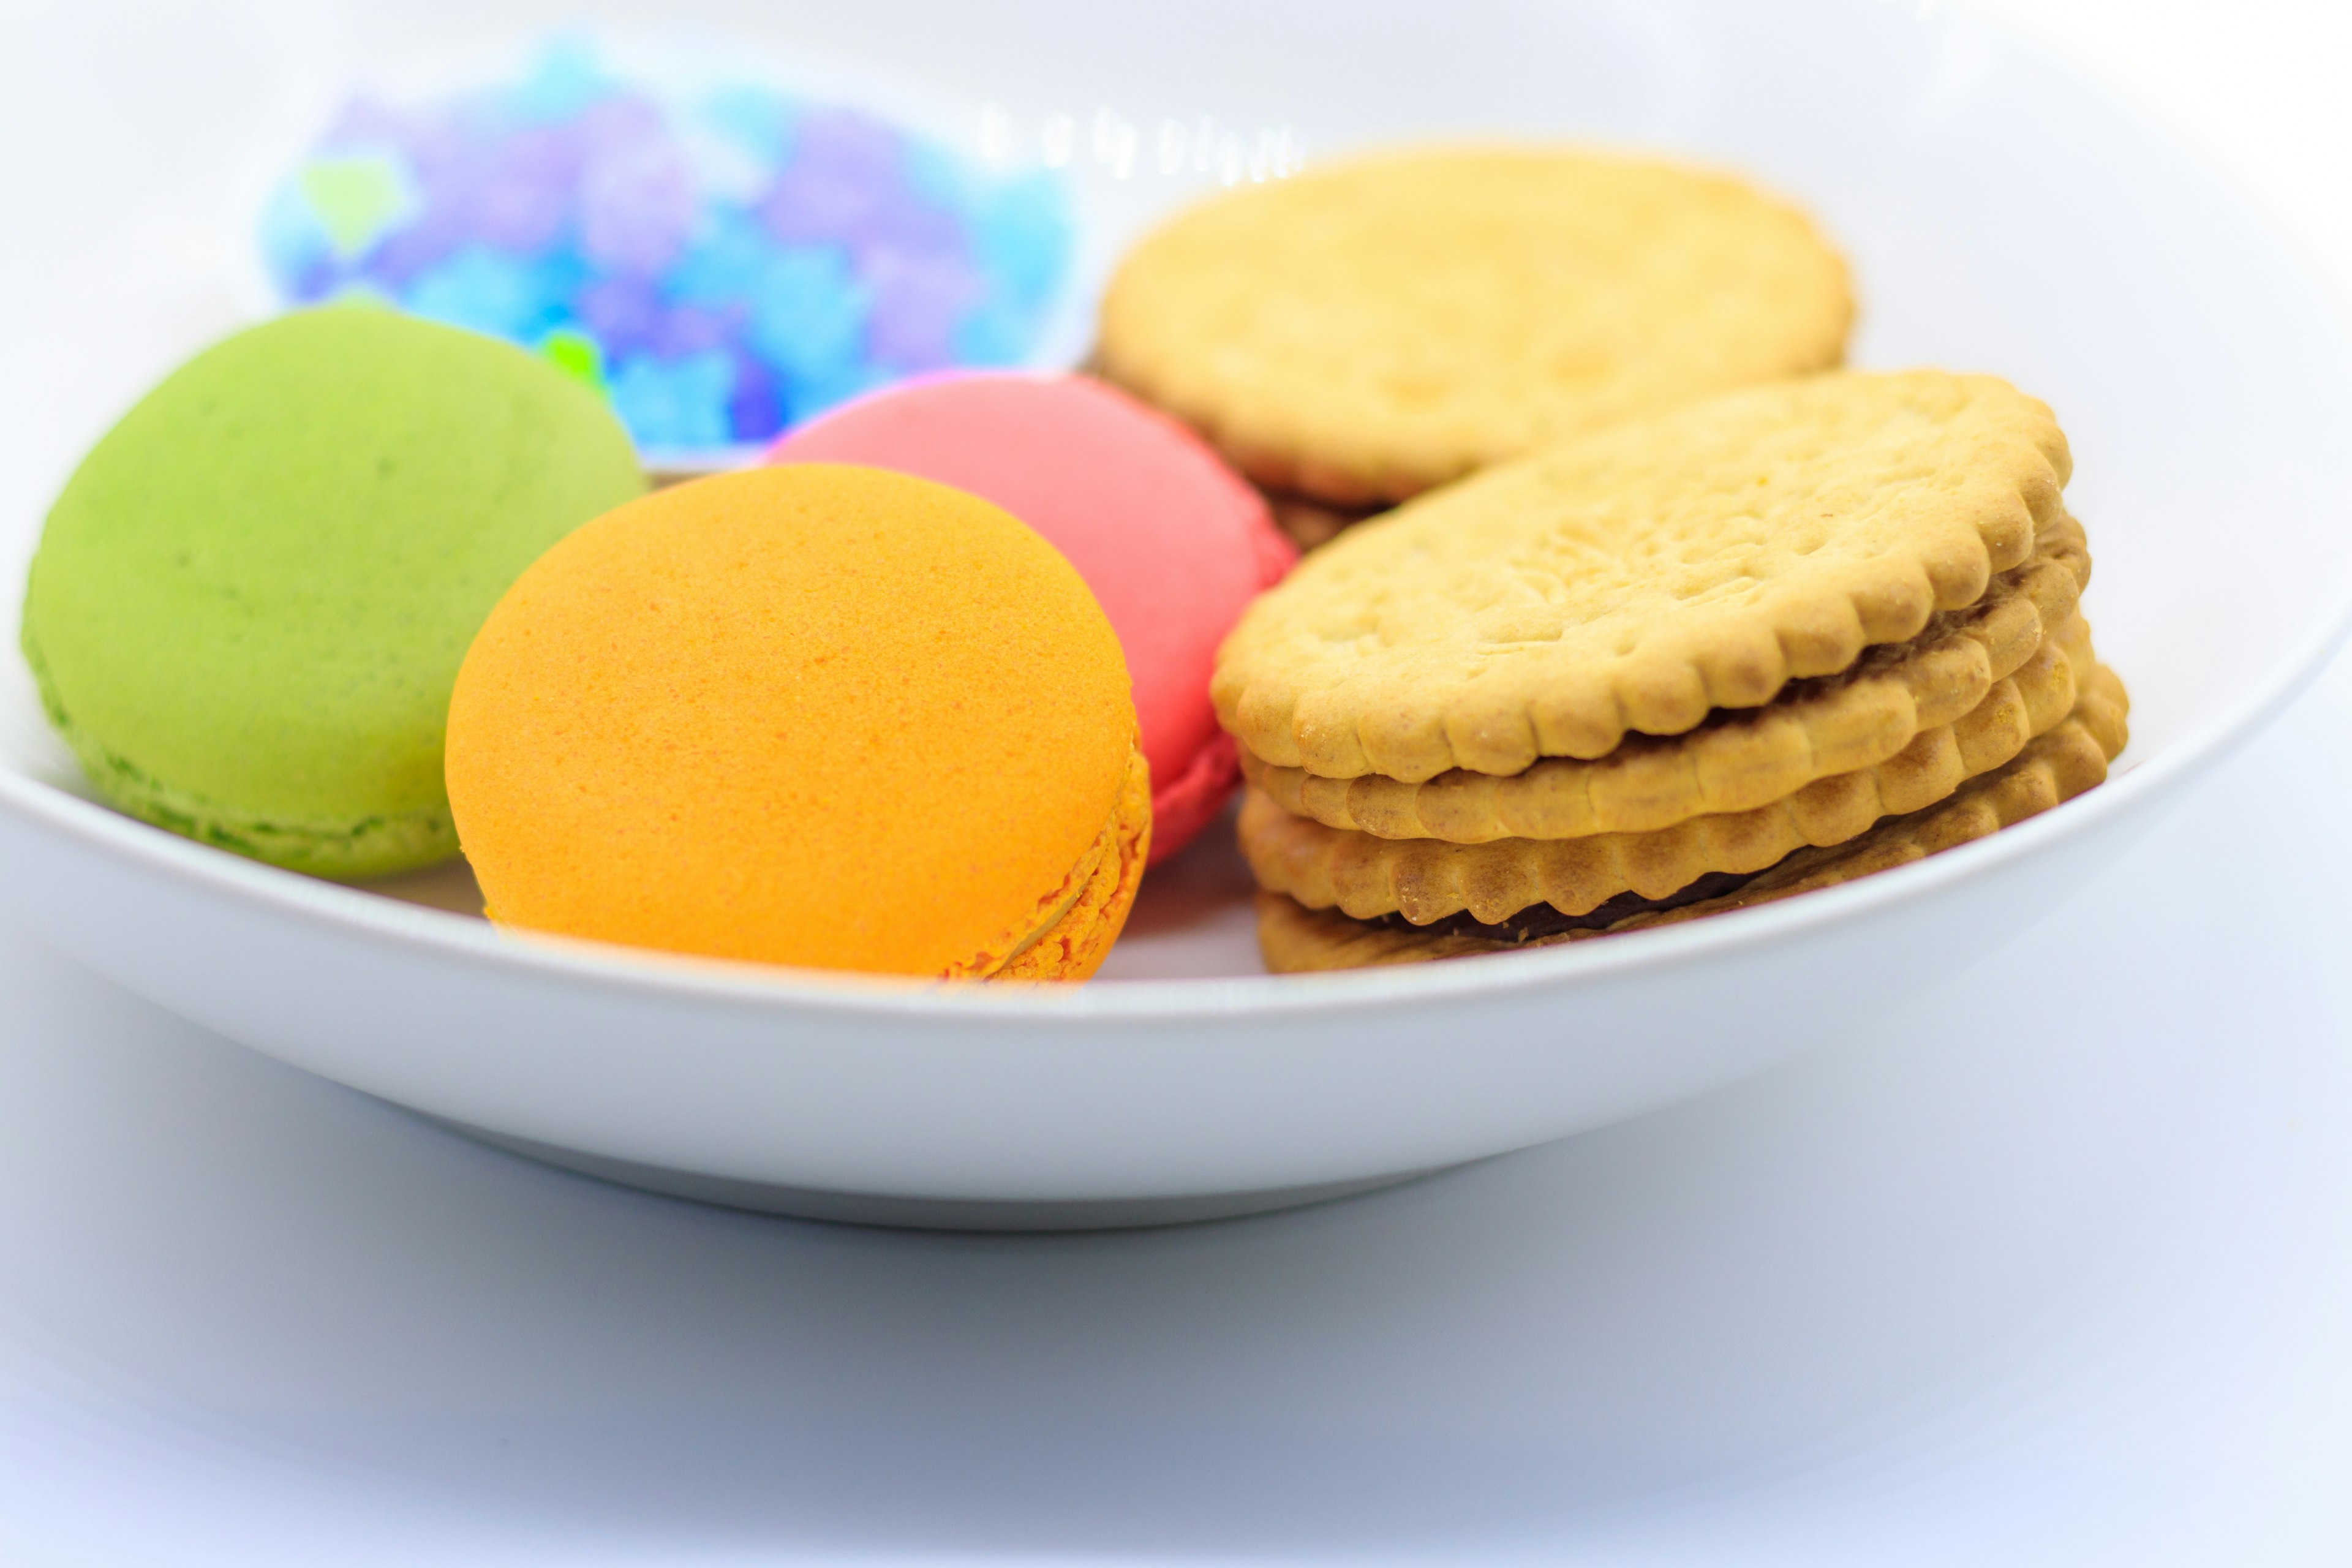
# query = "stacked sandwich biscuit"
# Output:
<box><xmin>1215</xmin><ymin>370</ymin><xmax>2130</xmax><ymax>971</ymax></box>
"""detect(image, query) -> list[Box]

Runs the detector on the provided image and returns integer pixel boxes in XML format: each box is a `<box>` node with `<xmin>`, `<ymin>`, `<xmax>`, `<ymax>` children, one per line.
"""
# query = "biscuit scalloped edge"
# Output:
<box><xmin>1255</xmin><ymin>663</ymin><xmax>2129</xmax><ymax>972</ymax></box>
<box><xmin>1243</xmin><ymin>525</ymin><xmax>2087</xmax><ymax>841</ymax></box>
<box><xmin>1212</xmin><ymin>372</ymin><xmax>2075</xmax><ymax>783</ymax></box>
<box><xmin>1240</xmin><ymin>627</ymin><xmax>2098</xmax><ymax>926</ymax></box>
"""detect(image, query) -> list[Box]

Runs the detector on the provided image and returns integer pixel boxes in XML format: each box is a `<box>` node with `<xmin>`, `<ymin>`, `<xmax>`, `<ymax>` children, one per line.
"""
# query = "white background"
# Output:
<box><xmin>2</xmin><ymin>0</ymin><xmax>2350</xmax><ymax>1562</ymax></box>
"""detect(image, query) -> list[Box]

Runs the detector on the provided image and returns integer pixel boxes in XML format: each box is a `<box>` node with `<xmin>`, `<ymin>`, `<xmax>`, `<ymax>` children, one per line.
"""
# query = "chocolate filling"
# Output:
<box><xmin>1375</xmin><ymin>867</ymin><xmax>1763</xmax><ymax>945</ymax></box>
<box><xmin>1257</xmin><ymin>486</ymin><xmax>1390</xmax><ymax>551</ymax></box>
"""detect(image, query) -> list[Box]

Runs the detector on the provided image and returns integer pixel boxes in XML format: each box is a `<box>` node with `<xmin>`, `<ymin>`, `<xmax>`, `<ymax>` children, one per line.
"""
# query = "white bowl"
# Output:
<box><xmin>3</xmin><ymin>0</ymin><xmax>2348</xmax><ymax>1229</ymax></box>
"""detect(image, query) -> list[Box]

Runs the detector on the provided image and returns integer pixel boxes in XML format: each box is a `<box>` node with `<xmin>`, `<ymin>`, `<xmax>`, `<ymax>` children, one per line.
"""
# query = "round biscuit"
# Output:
<box><xmin>1213</xmin><ymin>370</ymin><xmax>2072</xmax><ymax>782</ymax></box>
<box><xmin>1098</xmin><ymin>147</ymin><xmax>1852</xmax><ymax>503</ymax></box>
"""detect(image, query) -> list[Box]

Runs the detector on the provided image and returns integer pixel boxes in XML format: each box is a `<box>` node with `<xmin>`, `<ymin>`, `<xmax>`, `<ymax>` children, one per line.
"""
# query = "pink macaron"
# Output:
<box><xmin>767</xmin><ymin>372</ymin><xmax>1295</xmax><ymax>863</ymax></box>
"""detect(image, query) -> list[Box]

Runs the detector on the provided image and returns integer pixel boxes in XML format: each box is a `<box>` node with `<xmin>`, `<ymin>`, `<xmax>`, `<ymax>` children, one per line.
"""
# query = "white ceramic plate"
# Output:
<box><xmin>2</xmin><ymin>0</ymin><xmax>2348</xmax><ymax>1229</ymax></box>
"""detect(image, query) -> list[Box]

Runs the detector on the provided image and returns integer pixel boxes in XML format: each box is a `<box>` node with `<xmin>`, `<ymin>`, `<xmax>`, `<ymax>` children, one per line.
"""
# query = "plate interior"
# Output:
<box><xmin>5</xmin><ymin>0</ymin><xmax>2350</xmax><ymax>984</ymax></box>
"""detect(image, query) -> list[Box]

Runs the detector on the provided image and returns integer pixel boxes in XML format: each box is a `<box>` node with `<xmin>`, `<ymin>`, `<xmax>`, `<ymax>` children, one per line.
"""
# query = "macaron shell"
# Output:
<box><xmin>20</xmin><ymin>305</ymin><xmax>644</xmax><ymax>878</ymax></box>
<box><xmin>445</xmin><ymin>464</ymin><xmax>1139</xmax><ymax>978</ymax></box>
<box><xmin>994</xmin><ymin>744</ymin><xmax>1152</xmax><ymax>981</ymax></box>
<box><xmin>1147</xmin><ymin>728</ymin><xmax>1245</xmax><ymax>863</ymax></box>
<box><xmin>768</xmin><ymin>372</ymin><xmax>1294</xmax><ymax>862</ymax></box>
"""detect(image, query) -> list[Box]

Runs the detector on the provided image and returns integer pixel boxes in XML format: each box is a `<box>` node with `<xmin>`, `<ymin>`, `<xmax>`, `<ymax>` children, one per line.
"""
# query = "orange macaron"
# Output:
<box><xmin>444</xmin><ymin>464</ymin><xmax>1149</xmax><ymax>980</ymax></box>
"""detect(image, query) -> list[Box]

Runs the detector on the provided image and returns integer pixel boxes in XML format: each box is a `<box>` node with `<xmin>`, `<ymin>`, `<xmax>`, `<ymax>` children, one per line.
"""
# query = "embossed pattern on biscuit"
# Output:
<box><xmin>1213</xmin><ymin>372</ymin><xmax>2072</xmax><ymax>783</ymax></box>
<box><xmin>1097</xmin><ymin>149</ymin><xmax>1853</xmax><ymax>505</ymax></box>
<box><xmin>1254</xmin><ymin>663</ymin><xmax>2130</xmax><ymax>973</ymax></box>
<box><xmin>1243</xmin><ymin>525</ymin><xmax>2087</xmax><ymax>840</ymax></box>
<box><xmin>1240</xmin><ymin>624</ymin><xmax>2095</xmax><ymax>925</ymax></box>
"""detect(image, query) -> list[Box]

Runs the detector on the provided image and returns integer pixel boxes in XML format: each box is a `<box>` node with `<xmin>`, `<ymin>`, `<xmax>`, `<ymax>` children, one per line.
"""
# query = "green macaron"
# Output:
<box><xmin>20</xmin><ymin>306</ymin><xmax>645</xmax><ymax>879</ymax></box>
